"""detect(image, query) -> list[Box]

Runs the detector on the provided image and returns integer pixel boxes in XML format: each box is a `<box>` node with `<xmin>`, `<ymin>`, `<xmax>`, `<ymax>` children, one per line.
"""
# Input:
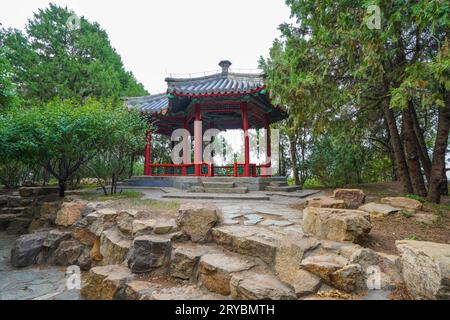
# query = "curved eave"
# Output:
<box><xmin>169</xmin><ymin>86</ymin><xmax>266</xmax><ymax>98</ymax></box>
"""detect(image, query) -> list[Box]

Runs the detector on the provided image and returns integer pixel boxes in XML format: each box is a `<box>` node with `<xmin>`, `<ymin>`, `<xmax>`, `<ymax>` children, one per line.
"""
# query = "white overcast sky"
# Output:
<box><xmin>0</xmin><ymin>0</ymin><xmax>291</xmax><ymax>94</ymax></box>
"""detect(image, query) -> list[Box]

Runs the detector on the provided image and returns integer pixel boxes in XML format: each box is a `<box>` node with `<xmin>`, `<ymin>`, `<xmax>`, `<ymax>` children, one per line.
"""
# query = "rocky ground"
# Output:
<box><xmin>1</xmin><ymin>184</ymin><xmax>449</xmax><ymax>300</ymax></box>
<box><xmin>0</xmin><ymin>233</ymin><xmax>81</xmax><ymax>300</ymax></box>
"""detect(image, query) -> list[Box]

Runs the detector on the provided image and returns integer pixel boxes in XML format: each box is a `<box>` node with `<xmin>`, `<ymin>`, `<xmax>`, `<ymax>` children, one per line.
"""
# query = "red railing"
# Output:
<box><xmin>145</xmin><ymin>162</ymin><xmax>271</xmax><ymax>177</ymax></box>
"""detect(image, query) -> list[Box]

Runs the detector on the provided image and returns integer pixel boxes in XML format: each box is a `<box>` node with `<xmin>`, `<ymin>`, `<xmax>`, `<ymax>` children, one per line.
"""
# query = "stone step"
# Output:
<box><xmin>230</xmin><ymin>270</ymin><xmax>296</xmax><ymax>300</ymax></box>
<box><xmin>162</xmin><ymin>193</ymin><xmax>269</xmax><ymax>201</ymax></box>
<box><xmin>265</xmin><ymin>189</ymin><xmax>320</xmax><ymax>199</ymax></box>
<box><xmin>211</xmin><ymin>225</ymin><xmax>284</xmax><ymax>265</ymax></box>
<box><xmin>116</xmin><ymin>280</ymin><xmax>226</xmax><ymax>300</ymax></box>
<box><xmin>203</xmin><ymin>181</ymin><xmax>235</xmax><ymax>188</ymax></box>
<box><xmin>189</xmin><ymin>186</ymin><xmax>248</xmax><ymax>194</ymax></box>
<box><xmin>204</xmin><ymin>187</ymin><xmax>247</xmax><ymax>194</ymax></box>
<box><xmin>269</xmin><ymin>181</ymin><xmax>288</xmax><ymax>187</ymax></box>
<box><xmin>265</xmin><ymin>185</ymin><xmax>302</xmax><ymax>192</ymax></box>
<box><xmin>197</xmin><ymin>251</ymin><xmax>257</xmax><ymax>295</ymax></box>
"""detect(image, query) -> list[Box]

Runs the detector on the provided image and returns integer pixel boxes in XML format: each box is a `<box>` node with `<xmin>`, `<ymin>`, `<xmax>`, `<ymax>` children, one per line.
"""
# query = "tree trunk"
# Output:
<box><xmin>58</xmin><ymin>180</ymin><xmax>66</xmax><ymax>197</ymax></box>
<box><xmin>408</xmin><ymin>103</ymin><xmax>432</xmax><ymax>181</ymax></box>
<box><xmin>289</xmin><ymin>135</ymin><xmax>300</xmax><ymax>186</ymax></box>
<box><xmin>383</xmin><ymin>100</ymin><xmax>413</xmax><ymax>194</ymax></box>
<box><xmin>110</xmin><ymin>173</ymin><xmax>115</xmax><ymax>195</ymax></box>
<box><xmin>402</xmin><ymin>107</ymin><xmax>427</xmax><ymax>196</ymax></box>
<box><xmin>129</xmin><ymin>155</ymin><xmax>135</xmax><ymax>179</ymax></box>
<box><xmin>42</xmin><ymin>168</ymin><xmax>50</xmax><ymax>186</ymax></box>
<box><xmin>427</xmin><ymin>89</ymin><xmax>450</xmax><ymax>203</ymax></box>
<box><xmin>440</xmin><ymin>166</ymin><xmax>448</xmax><ymax>196</ymax></box>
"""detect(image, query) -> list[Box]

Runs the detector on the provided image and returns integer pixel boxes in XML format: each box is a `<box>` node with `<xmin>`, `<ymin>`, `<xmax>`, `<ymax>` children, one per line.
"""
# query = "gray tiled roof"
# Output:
<box><xmin>124</xmin><ymin>93</ymin><xmax>168</xmax><ymax>113</ymax></box>
<box><xmin>165</xmin><ymin>72</ymin><xmax>265</xmax><ymax>96</ymax></box>
<box><xmin>124</xmin><ymin>61</ymin><xmax>268</xmax><ymax>114</ymax></box>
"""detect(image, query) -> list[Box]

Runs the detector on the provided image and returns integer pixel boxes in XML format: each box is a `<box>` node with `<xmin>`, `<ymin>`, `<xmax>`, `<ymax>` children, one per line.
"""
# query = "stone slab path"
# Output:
<box><xmin>0</xmin><ymin>232</ymin><xmax>81</xmax><ymax>300</ymax></box>
<box><xmin>162</xmin><ymin>192</ymin><xmax>270</xmax><ymax>201</ymax></box>
<box><xmin>265</xmin><ymin>189</ymin><xmax>321</xmax><ymax>198</ymax></box>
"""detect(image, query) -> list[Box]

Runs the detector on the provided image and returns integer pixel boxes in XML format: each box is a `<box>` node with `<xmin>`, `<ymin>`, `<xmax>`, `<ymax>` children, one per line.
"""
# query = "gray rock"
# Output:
<box><xmin>53</xmin><ymin>240</ymin><xmax>84</xmax><ymax>266</ymax></box>
<box><xmin>396</xmin><ymin>240</ymin><xmax>450</xmax><ymax>300</ymax></box>
<box><xmin>11</xmin><ymin>231</ymin><xmax>49</xmax><ymax>267</ymax></box>
<box><xmin>6</xmin><ymin>217</ymin><xmax>32</xmax><ymax>235</ymax></box>
<box><xmin>128</xmin><ymin>235</ymin><xmax>172</xmax><ymax>273</ymax></box>
<box><xmin>77</xmin><ymin>248</ymin><xmax>92</xmax><ymax>270</ymax></box>
<box><xmin>43</xmin><ymin>229</ymin><xmax>72</xmax><ymax>249</ymax></box>
<box><xmin>358</xmin><ymin>202</ymin><xmax>400</xmax><ymax>218</ymax></box>
<box><xmin>177</xmin><ymin>203</ymin><xmax>220</xmax><ymax>242</ymax></box>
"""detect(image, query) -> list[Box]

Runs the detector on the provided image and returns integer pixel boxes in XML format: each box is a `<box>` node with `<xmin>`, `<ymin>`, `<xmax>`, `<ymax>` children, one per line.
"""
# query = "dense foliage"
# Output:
<box><xmin>0</xmin><ymin>4</ymin><xmax>150</xmax><ymax>195</ymax></box>
<box><xmin>0</xmin><ymin>100</ymin><xmax>147</xmax><ymax>196</ymax></box>
<box><xmin>0</xmin><ymin>3</ymin><xmax>147</xmax><ymax>104</ymax></box>
<box><xmin>262</xmin><ymin>0</ymin><xmax>449</xmax><ymax>203</ymax></box>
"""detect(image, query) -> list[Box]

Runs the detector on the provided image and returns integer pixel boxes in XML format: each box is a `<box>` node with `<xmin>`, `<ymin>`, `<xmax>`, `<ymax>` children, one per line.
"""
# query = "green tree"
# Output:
<box><xmin>0</xmin><ymin>3</ymin><xmax>147</xmax><ymax>104</ymax></box>
<box><xmin>85</xmin><ymin>107</ymin><xmax>147</xmax><ymax>195</ymax></box>
<box><xmin>0</xmin><ymin>99</ymin><xmax>147</xmax><ymax>196</ymax></box>
<box><xmin>262</xmin><ymin>0</ymin><xmax>449</xmax><ymax>202</ymax></box>
<box><xmin>0</xmin><ymin>45</ymin><xmax>20</xmax><ymax>109</ymax></box>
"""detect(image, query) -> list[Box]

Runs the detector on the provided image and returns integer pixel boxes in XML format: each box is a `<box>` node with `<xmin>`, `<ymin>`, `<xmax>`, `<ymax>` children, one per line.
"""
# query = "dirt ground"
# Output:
<box><xmin>294</xmin><ymin>181</ymin><xmax>450</xmax><ymax>255</ymax></box>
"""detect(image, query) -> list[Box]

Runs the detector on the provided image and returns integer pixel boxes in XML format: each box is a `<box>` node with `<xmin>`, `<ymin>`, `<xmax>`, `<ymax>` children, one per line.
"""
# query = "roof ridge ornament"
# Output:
<box><xmin>218</xmin><ymin>60</ymin><xmax>232</xmax><ymax>75</ymax></box>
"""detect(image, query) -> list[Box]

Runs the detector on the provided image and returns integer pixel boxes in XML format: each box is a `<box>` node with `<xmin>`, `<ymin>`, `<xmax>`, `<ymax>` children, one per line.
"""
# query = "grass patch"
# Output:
<box><xmin>404</xmin><ymin>234</ymin><xmax>418</xmax><ymax>241</ymax></box>
<box><xmin>128</xmin><ymin>198</ymin><xmax>180</xmax><ymax>211</ymax></box>
<box><xmin>405</xmin><ymin>194</ymin><xmax>426</xmax><ymax>203</ymax></box>
<box><xmin>79</xmin><ymin>190</ymin><xmax>144</xmax><ymax>201</ymax></box>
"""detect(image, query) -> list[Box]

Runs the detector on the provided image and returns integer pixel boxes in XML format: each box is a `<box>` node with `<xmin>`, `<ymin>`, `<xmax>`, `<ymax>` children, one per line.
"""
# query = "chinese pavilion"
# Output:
<box><xmin>125</xmin><ymin>60</ymin><xmax>287</xmax><ymax>178</ymax></box>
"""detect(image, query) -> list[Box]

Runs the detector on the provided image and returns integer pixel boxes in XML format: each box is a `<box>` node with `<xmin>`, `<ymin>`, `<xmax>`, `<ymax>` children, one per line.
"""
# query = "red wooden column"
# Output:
<box><xmin>194</xmin><ymin>105</ymin><xmax>202</xmax><ymax>176</ymax></box>
<box><xmin>241</xmin><ymin>102</ymin><xmax>250</xmax><ymax>177</ymax></box>
<box><xmin>264</xmin><ymin>114</ymin><xmax>271</xmax><ymax>176</ymax></box>
<box><xmin>144</xmin><ymin>129</ymin><xmax>152</xmax><ymax>175</ymax></box>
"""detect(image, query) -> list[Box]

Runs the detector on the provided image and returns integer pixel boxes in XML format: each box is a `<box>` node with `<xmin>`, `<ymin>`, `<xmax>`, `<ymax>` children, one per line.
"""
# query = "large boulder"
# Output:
<box><xmin>116</xmin><ymin>209</ymin><xmax>140</xmax><ymax>235</ymax></box>
<box><xmin>153</xmin><ymin>219</ymin><xmax>178</xmax><ymax>235</ymax></box>
<box><xmin>358</xmin><ymin>202</ymin><xmax>400</xmax><ymax>218</ymax></box>
<box><xmin>89</xmin><ymin>208</ymin><xmax>118</xmax><ymax>235</ymax></box>
<box><xmin>300</xmin><ymin>254</ymin><xmax>348</xmax><ymax>283</ymax></box>
<box><xmin>55</xmin><ymin>201</ymin><xmax>87</xmax><ymax>227</ymax></box>
<box><xmin>81</xmin><ymin>265</ymin><xmax>133</xmax><ymax>300</ymax></box>
<box><xmin>381</xmin><ymin>197</ymin><xmax>422</xmax><ymax>212</ymax></box>
<box><xmin>71</xmin><ymin>227</ymin><xmax>96</xmax><ymax>246</ymax></box>
<box><xmin>302</xmin><ymin>207</ymin><xmax>372</xmax><ymax>243</ymax></box>
<box><xmin>274</xmin><ymin>236</ymin><xmax>321</xmax><ymax>297</ymax></box>
<box><xmin>306</xmin><ymin>196</ymin><xmax>346</xmax><ymax>209</ymax></box>
<box><xmin>198</xmin><ymin>253</ymin><xmax>255</xmax><ymax>295</ymax></box>
<box><xmin>396</xmin><ymin>240</ymin><xmax>450</xmax><ymax>300</ymax></box>
<box><xmin>128</xmin><ymin>235</ymin><xmax>172</xmax><ymax>273</ymax></box>
<box><xmin>329</xmin><ymin>264</ymin><xmax>366</xmax><ymax>292</ymax></box>
<box><xmin>6</xmin><ymin>217</ymin><xmax>32</xmax><ymax>235</ymax></box>
<box><xmin>43</xmin><ymin>229</ymin><xmax>71</xmax><ymax>249</ymax></box>
<box><xmin>170</xmin><ymin>244</ymin><xmax>220</xmax><ymax>280</ymax></box>
<box><xmin>10</xmin><ymin>231</ymin><xmax>49</xmax><ymax>267</ymax></box>
<box><xmin>99</xmin><ymin>227</ymin><xmax>131</xmax><ymax>265</ymax></box>
<box><xmin>230</xmin><ymin>272</ymin><xmax>296</xmax><ymax>300</ymax></box>
<box><xmin>333</xmin><ymin>189</ymin><xmax>366</xmax><ymax>209</ymax></box>
<box><xmin>212</xmin><ymin>225</ymin><xmax>284</xmax><ymax>265</ymax></box>
<box><xmin>177</xmin><ymin>203</ymin><xmax>220</xmax><ymax>242</ymax></box>
<box><xmin>300</xmin><ymin>254</ymin><xmax>366</xmax><ymax>293</ymax></box>
<box><xmin>53</xmin><ymin>240</ymin><xmax>84</xmax><ymax>266</ymax></box>
<box><xmin>77</xmin><ymin>248</ymin><xmax>92</xmax><ymax>270</ymax></box>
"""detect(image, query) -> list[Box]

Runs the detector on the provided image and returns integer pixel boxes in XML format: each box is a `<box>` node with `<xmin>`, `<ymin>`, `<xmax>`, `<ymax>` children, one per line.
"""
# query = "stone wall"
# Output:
<box><xmin>0</xmin><ymin>187</ymin><xmax>62</xmax><ymax>235</ymax></box>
